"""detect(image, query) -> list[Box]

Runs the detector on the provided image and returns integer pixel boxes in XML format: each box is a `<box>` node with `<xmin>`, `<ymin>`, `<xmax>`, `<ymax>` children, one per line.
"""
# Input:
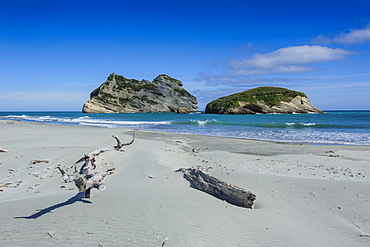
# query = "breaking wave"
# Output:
<box><xmin>1</xmin><ymin>111</ymin><xmax>370</xmax><ymax>145</ymax></box>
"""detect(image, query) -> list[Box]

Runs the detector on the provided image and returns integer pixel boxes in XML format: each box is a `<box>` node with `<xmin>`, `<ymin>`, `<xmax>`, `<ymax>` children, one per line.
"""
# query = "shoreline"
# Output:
<box><xmin>2</xmin><ymin>119</ymin><xmax>369</xmax><ymax>147</ymax></box>
<box><xmin>1</xmin><ymin>120</ymin><xmax>369</xmax><ymax>246</ymax></box>
<box><xmin>1</xmin><ymin>110</ymin><xmax>370</xmax><ymax>146</ymax></box>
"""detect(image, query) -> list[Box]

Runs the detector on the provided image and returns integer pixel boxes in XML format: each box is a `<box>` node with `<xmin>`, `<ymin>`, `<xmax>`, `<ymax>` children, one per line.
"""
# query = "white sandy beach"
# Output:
<box><xmin>0</xmin><ymin>120</ymin><xmax>369</xmax><ymax>246</ymax></box>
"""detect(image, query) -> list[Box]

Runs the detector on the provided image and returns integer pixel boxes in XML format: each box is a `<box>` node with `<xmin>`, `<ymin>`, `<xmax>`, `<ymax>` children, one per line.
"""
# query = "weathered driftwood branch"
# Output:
<box><xmin>58</xmin><ymin>134</ymin><xmax>135</xmax><ymax>198</ymax></box>
<box><xmin>29</xmin><ymin>160</ymin><xmax>49</xmax><ymax>165</ymax></box>
<box><xmin>177</xmin><ymin>168</ymin><xmax>256</xmax><ymax>208</ymax></box>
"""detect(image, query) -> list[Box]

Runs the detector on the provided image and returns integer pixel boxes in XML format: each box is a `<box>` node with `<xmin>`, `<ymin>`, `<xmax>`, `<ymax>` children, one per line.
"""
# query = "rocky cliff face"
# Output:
<box><xmin>83</xmin><ymin>73</ymin><xmax>198</xmax><ymax>113</ymax></box>
<box><xmin>205</xmin><ymin>86</ymin><xmax>322</xmax><ymax>114</ymax></box>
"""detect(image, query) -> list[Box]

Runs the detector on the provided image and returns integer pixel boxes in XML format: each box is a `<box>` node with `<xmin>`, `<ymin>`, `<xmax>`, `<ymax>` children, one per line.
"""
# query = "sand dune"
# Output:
<box><xmin>0</xmin><ymin>120</ymin><xmax>369</xmax><ymax>246</ymax></box>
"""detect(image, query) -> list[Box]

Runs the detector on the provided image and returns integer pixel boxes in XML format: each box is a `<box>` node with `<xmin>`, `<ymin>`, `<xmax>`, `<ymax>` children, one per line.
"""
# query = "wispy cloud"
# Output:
<box><xmin>236</xmin><ymin>42</ymin><xmax>254</xmax><ymax>52</ymax></box>
<box><xmin>0</xmin><ymin>91</ymin><xmax>87</xmax><ymax>103</ymax></box>
<box><xmin>196</xmin><ymin>45</ymin><xmax>353</xmax><ymax>87</ymax></box>
<box><xmin>312</xmin><ymin>26</ymin><xmax>370</xmax><ymax>45</ymax></box>
<box><xmin>58</xmin><ymin>81</ymin><xmax>98</xmax><ymax>89</ymax></box>
<box><xmin>0</xmin><ymin>90</ymin><xmax>88</xmax><ymax>111</ymax></box>
<box><xmin>195</xmin><ymin>71</ymin><xmax>318</xmax><ymax>87</ymax></box>
<box><xmin>228</xmin><ymin>45</ymin><xmax>353</xmax><ymax>76</ymax></box>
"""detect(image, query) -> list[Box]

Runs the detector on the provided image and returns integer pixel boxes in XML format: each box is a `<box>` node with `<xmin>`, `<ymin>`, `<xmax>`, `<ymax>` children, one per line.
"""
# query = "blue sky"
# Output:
<box><xmin>1</xmin><ymin>0</ymin><xmax>370</xmax><ymax>111</ymax></box>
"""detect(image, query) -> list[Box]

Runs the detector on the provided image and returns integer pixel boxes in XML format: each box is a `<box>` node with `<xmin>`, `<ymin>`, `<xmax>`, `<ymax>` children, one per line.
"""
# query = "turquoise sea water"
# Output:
<box><xmin>1</xmin><ymin>111</ymin><xmax>369</xmax><ymax>145</ymax></box>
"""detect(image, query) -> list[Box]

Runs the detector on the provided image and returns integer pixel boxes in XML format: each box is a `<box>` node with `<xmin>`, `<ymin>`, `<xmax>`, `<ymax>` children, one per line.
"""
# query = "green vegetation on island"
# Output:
<box><xmin>207</xmin><ymin>86</ymin><xmax>306</xmax><ymax>109</ymax></box>
<box><xmin>205</xmin><ymin>86</ymin><xmax>321</xmax><ymax>114</ymax></box>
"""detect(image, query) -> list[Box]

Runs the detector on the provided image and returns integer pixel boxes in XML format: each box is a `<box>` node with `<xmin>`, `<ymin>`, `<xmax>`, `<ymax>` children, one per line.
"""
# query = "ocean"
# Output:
<box><xmin>1</xmin><ymin>111</ymin><xmax>369</xmax><ymax>145</ymax></box>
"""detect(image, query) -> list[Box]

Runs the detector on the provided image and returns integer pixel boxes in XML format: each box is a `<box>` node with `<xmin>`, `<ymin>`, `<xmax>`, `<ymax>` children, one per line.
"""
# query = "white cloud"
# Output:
<box><xmin>313</xmin><ymin>26</ymin><xmax>370</xmax><ymax>45</ymax></box>
<box><xmin>229</xmin><ymin>45</ymin><xmax>353</xmax><ymax>76</ymax></box>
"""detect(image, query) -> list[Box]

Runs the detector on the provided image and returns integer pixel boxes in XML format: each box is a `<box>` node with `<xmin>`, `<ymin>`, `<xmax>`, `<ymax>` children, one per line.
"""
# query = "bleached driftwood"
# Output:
<box><xmin>58</xmin><ymin>134</ymin><xmax>135</xmax><ymax>198</ymax></box>
<box><xmin>177</xmin><ymin>168</ymin><xmax>256</xmax><ymax>208</ymax></box>
<box><xmin>29</xmin><ymin>160</ymin><xmax>49</xmax><ymax>165</ymax></box>
<box><xmin>0</xmin><ymin>148</ymin><xmax>8</xmax><ymax>152</ymax></box>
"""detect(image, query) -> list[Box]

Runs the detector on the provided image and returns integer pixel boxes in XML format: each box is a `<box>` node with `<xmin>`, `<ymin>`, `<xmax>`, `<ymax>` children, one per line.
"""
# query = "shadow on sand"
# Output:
<box><xmin>14</xmin><ymin>192</ymin><xmax>92</xmax><ymax>219</ymax></box>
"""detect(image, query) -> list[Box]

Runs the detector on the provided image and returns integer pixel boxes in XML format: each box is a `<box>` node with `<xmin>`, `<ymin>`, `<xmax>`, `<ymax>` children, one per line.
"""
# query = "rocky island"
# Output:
<box><xmin>83</xmin><ymin>73</ymin><xmax>198</xmax><ymax>113</ymax></box>
<box><xmin>205</xmin><ymin>86</ymin><xmax>322</xmax><ymax>114</ymax></box>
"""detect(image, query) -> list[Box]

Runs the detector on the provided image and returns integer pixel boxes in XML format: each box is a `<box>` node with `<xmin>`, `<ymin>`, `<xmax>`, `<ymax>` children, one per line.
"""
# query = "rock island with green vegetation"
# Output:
<box><xmin>205</xmin><ymin>86</ymin><xmax>322</xmax><ymax>114</ymax></box>
<box><xmin>83</xmin><ymin>73</ymin><xmax>198</xmax><ymax>113</ymax></box>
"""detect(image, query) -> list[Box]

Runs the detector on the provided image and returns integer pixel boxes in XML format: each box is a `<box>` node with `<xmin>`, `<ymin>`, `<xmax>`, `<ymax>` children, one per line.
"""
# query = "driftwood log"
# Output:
<box><xmin>57</xmin><ymin>134</ymin><xmax>135</xmax><ymax>198</ymax></box>
<box><xmin>177</xmin><ymin>168</ymin><xmax>256</xmax><ymax>208</ymax></box>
